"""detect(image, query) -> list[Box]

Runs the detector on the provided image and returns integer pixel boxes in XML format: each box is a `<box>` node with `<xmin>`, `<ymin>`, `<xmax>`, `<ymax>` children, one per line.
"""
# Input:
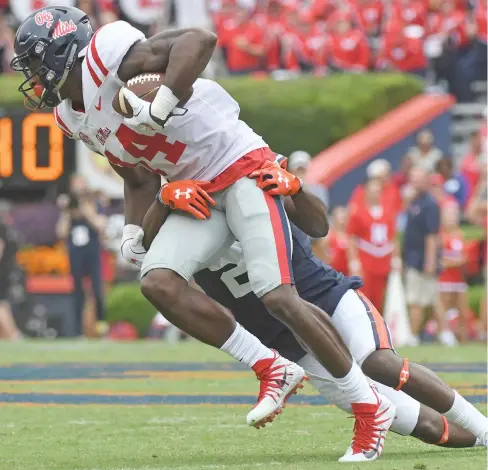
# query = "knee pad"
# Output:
<box><xmin>395</xmin><ymin>357</ymin><xmax>410</xmax><ymax>391</ymax></box>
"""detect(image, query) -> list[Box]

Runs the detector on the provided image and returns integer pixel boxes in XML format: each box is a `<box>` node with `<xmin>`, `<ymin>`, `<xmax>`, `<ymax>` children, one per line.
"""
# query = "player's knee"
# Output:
<box><xmin>413</xmin><ymin>408</ymin><xmax>445</xmax><ymax>444</ymax></box>
<box><xmin>362</xmin><ymin>350</ymin><xmax>406</xmax><ymax>389</ymax></box>
<box><xmin>140</xmin><ymin>269</ymin><xmax>183</xmax><ymax>307</ymax></box>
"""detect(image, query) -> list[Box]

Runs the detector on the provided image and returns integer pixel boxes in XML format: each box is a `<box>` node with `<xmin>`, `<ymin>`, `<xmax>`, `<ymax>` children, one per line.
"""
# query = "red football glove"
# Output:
<box><xmin>249</xmin><ymin>158</ymin><xmax>303</xmax><ymax>196</ymax></box>
<box><xmin>158</xmin><ymin>180</ymin><xmax>216</xmax><ymax>220</ymax></box>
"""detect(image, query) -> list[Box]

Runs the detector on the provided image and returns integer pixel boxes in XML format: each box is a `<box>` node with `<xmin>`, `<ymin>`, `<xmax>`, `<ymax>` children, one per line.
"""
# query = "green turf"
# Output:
<box><xmin>0</xmin><ymin>341</ymin><xmax>485</xmax><ymax>364</ymax></box>
<box><xmin>0</xmin><ymin>341</ymin><xmax>486</xmax><ymax>470</ymax></box>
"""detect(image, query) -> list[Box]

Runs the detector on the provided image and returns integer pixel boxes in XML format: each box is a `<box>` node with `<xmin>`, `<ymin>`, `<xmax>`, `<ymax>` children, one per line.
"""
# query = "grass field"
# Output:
<box><xmin>0</xmin><ymin>341</ymin><xmax>486</xmax><ymax>470</ymax></box>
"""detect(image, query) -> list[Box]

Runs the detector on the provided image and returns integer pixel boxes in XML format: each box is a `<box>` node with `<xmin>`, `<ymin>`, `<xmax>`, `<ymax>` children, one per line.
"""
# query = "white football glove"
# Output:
<box><xmin>121</xmin><ymin>87</ymin><xmax>174</xmax><ymax>131</ymax></box>
<box><xmin>120</xmin><ymin>225</ymin><xmax>147</xmax><ymax>268</ymax></box>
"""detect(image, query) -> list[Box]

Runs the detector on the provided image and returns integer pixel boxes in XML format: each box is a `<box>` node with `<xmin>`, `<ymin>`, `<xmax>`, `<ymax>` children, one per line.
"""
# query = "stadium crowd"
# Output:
<box><xmin>297</xmin><ymin>120</ymin><xmax>487</xmax><ymax>346</ymax></box>
<box><xmin>0</xmin><ymin>0</ymin><xmax>487</xmax><ymax>101</ymax></box>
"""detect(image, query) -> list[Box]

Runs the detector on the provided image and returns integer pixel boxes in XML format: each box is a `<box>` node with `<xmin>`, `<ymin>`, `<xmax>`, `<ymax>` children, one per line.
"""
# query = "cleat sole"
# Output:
<box><xmin>251</xmin><ymin>375</ymin><xmax>308</xmax><ymax>429</ymax></box>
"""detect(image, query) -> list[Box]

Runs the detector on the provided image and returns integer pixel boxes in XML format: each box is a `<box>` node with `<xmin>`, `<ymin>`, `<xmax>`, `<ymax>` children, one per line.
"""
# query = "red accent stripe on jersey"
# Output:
<box><xmin>104</xmin><ymin>150</ymin><xmax>168</xmax><ymax>177</ymax></box>
<box><xmin>86</xmin><ymin>53</ymin><xmax>102</xmax><ymax>88</ymax></box>
<box><xmin>54</xmin><ymin>109</ymin><xmax>72</xmax><ymax>137</ymax></box>
<box><xmin>90</xmin><ymin>29</ymin><xmax>109</xmax><ymax>77</ymax></box>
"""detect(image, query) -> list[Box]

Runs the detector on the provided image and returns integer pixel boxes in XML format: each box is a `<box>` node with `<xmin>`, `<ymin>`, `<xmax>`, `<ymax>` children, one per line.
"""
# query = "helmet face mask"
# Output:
<box><xmin>10</xmin><ymin>6</ymin><xmax>93</xmax><ymax>109</ymax></box>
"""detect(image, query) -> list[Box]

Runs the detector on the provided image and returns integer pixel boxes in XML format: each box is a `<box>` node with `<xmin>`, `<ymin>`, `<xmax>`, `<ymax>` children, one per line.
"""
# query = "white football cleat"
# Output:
<box><xmin>339</xmin><ymin>387</ymin><xmax>396</xmax><ymax>463</ymax></box>
<box><xmin>247</xmin><ymin>350</ymin><xmax>308</xmax><ymax>429</ymax></box>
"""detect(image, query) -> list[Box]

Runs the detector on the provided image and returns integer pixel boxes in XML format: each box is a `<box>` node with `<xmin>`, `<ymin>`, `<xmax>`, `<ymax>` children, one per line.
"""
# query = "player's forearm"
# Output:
<box><xmin>141</xmin><ymin>200</ymin><xmax>170</xmax><ymax>250</ymax></box>
<box><xmin>158</xmin><ymin>29</ymin><xmax>217</xmax><ymax>100</ymax></box>
<box><xmin>124</xmin><ymin>179</ymin><xmax>161</xmax><ymax>227</ymax></box>
<box><xmin>285</xmin><ymin>189</ymin><xmax>329</xmax><ymax>238</ymax></box>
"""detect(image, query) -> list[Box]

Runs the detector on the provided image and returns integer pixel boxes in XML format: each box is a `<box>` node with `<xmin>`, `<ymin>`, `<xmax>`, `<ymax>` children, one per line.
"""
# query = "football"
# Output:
<box><xmin>112</xmin><ymin>72</ymin><xmax>193</xmax><ymax>118</ymax></box>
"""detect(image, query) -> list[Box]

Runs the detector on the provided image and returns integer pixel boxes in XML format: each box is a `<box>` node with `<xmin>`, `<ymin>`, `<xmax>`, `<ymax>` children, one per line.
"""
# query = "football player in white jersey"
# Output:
<box><xmin>12</xmin><ymin>6</ymin><xmax>396</xmax><ymax>461</ymax></box>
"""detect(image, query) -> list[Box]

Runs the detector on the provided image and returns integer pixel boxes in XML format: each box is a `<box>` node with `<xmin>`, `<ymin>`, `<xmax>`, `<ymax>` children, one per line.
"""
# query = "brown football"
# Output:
<box><xmin>112</xmin><ymin>72</ymin><xmax>193</xmax><ymax>118</ymax></box>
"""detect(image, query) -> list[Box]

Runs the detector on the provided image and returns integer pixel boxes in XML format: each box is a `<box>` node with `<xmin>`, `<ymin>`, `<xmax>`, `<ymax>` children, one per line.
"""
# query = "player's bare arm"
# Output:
<box><xmin>115</xmin><ymin>28</ymin><xmax>217</xmax><ymax>127</ymax></box>
<box><xmin>117</xmin><ymin>28</ymin><xmax>217</xmax><ymax>99</ymax></box>
<box><xmin>109</xmin><ymin>163</ymin><xmax>163</xmax><ymax>226</ymax></box>
<box><xmin>249</xmin><ymin>160</ymin><xmax>329</xmax><ymax>238</ymax></box>
<box><xmin>141</xmin><ymin>198</ymin><xmax>169</xmax><ymax>250</ymax></box>
<box><xmin>283</xmin><ymin>191</ymin><xmax>329</xmax><ymax>239</ymax></box>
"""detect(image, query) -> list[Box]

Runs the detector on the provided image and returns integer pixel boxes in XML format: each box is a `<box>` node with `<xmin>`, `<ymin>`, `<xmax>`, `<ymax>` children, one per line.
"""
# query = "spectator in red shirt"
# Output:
<box><xmin>377</xmin><ymin>24</ymin><xmax>428</xmax><ymax>77</ymax></box>
<box><xmin>219</xmin><ymin>3</ymin><xmax>267</xmax><ymax>75</ymax></box>
<box><xmin>349</xmin><ymin>159</ymin><xmax>403</xmax><ymax>217</ymax></box>
<box><xmin>320</xmin><ymin>206</ymin><xmax>350</xmax><ymax>275</ymax></box>
<box><xmin>384</xmin><ymin>0</ymin><xmax>427</xmax><ymax>33</ymax></box>
<box><xmin>260</xmin><ymin>0</ymin><xmax>287</xmax><ymax>71</ymax></box>
<box><xmin>392</xmin><ymin>153</ymin><xmax>414</xmax><ymax>193</ymax></box>
<box><xmin>327</xmin><ymin>12</ymin><xmax>370</xmax><ymax>72</ymax></box>
<box><xmin>283</xmin><ymin>9</ymin><xmax>328</xmax><ymax>73</ymax></box>
<box><xmin>351</xmin><ymin>0</ymin><xmax>384</xmax><ymax>37</ymax></box>
<box><xmin>438</xmin><ymin>202</ymin><xmax>469</xmax><ymax>342</ymax></box>
<box><xmin>427</xmin><ymin>0</ymin><xmax>471</xmax><ymax>51</ymax></box>
<box><xmin>347</xmin><ymin>178</ymin><xmax>400</xmax><ymax>311</ymax></box>
<box><xmin>460</xmin><ymin>131</ymin><xmax>484</xmax><ymax>199</ymax></box>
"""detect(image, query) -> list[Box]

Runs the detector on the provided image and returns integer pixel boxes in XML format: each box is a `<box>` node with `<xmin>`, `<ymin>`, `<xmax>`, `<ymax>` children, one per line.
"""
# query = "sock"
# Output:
<box><xmin>334</xmin><ymin>361</ymin><xmax>377</xmax><ymax>405</ymax></box>
<box><xmin>220</xmin><ymin>323</ymin><xmax>275</xmax><ymax>368</ymax></box>
<box><xmin>444</xmin><ymin>391</ymin><xmax>488</xmax><ymax>439</ymax></box>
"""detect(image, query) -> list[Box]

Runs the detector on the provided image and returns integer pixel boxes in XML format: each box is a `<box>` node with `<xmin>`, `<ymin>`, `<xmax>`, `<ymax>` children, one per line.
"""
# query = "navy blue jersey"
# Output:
<box><xmin>194</xmin><ymin>224</ymin><xmax>363</xmax><ymax>361</ymax></box>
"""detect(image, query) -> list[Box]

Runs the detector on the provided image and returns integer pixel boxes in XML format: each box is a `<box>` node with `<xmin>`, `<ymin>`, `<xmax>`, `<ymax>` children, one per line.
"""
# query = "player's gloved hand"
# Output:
<box><xmin>120</xmin><ymin>225</ymin><xmax>146</xmax><ymax>267</ymax></box>
<box><xmin>158</xmin><ymin>180</ymin><xmax>216</xmax><ymax>220</ymax></box>
<box><xmin>249</xmin><ymin>158</ymin><xmax>303</xmax><ymax>197</ymax></box>
<box><xmin>121</xmin><ymin>87</ymin><xmax>176</xmax><ymax>131</ymax></box>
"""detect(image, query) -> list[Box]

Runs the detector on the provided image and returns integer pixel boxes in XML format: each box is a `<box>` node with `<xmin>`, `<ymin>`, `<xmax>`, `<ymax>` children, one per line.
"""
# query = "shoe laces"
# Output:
<box><xmin>256</xmin><ymin>363</ymin><xmax>288</xmax><ymax>403</ymax></box>
<box><xmin>350</xmin><ymin>411</ymin><xmax>386</xmax><ymax>454</ymax></box>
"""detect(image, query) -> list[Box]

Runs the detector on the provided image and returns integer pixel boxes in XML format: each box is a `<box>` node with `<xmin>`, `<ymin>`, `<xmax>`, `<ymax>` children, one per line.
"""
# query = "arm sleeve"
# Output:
<box><xmin>83</xmin><ymin>21</ymin><xmax>146</xmax><ymax>83</ymax></box>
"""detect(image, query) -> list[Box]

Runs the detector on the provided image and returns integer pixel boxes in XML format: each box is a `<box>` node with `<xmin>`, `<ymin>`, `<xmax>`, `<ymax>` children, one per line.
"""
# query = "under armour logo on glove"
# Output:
<box><xmin>277</xmin><ymin>174</ymin><xmax>290</xmax><ymax>188</ymax></box>
<box><xmin>158</xmin><ymin>180</ymin><xmax>216</xmax><ymax>220</ymax></box>
<box><xmin>250</xmin><ymin>158</ymin><xmax>303</xmax><ymax>197</ymax></box>
<box><xmin>174</xmin><ymin>188</ymin><xmax>193</xmax><ymax>200</ymax></box>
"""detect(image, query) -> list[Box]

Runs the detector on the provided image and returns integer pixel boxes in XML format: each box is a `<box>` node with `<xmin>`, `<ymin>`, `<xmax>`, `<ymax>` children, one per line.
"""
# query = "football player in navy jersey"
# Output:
<box><xmin>141</xmin><ymin>159</ymin><xmax>488</xmax><ymax>450</ymax></box>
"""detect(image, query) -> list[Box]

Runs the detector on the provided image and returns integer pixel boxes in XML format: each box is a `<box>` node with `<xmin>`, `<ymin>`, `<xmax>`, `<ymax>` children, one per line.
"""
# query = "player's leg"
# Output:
<box><xmin>224</xmin><ymin>178</ymin><xmax>395</xmax><ymax>461</ymax></box>
<box><xmin>362</xmin><ymin>348</ymin><xmax>488</xmax><ymax>444</ymax></box>
<box><xmin>299</xmin><ymin>354</ymin><xmax>480</xmax><ymax>449</ymax></box>
<box><xmin>140</xmin><ymin>210</ymin><xmax>305</xmax><ymax>422</ymax></box>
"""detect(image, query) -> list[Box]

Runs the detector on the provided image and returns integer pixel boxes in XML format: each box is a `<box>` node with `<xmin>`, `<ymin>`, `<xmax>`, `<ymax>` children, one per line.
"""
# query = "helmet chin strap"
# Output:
<box><xmin>43</xmin><ymin>44</ymin><xmax>78</xmax><ymax>108</ymax></box>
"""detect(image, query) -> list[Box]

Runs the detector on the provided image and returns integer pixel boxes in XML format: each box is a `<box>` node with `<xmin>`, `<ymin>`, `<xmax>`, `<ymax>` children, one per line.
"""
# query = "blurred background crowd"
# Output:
<box><xmin>0</xmin><ymin>0</ymin><xmax>487</xmax><ymax>101</ymax></box>
<box><xmin>0</xmin><ymin>0</ymin><xmax>486</xmax><ymax>346</ymax></box>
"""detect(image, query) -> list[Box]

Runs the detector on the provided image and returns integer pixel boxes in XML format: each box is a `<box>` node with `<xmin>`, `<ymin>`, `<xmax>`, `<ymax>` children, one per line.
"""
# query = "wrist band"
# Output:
<box><xmin>150</xmin><ymin>85</ymin><xmax>179</xmax><ymax>121</ymax></box>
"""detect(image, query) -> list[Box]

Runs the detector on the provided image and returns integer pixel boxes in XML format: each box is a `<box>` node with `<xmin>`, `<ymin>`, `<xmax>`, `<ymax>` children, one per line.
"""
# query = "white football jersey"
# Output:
<box><xmin>54</xmin><ymin>21</ymin><xmax>267</xmax><ymax>182</ymax></box>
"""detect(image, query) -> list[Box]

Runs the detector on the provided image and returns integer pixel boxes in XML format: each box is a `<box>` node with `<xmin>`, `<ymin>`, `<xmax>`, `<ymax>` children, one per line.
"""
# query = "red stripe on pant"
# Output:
<box><xmin>263</xmin><ymin>192</ymin><xmax>292</xmax><ymax>285</ymax></box>
<box><xmin>358</xmin><ymin>291</ymin><xmax>392</xmax><ymax>350</ymax></box>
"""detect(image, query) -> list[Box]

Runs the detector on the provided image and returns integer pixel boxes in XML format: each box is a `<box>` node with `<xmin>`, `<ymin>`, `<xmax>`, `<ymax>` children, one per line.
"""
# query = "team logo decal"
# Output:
<box><xmin>96</xmin><ymin>127</ymin><xmax>112</xmax><ymax>146</ymax></box>
<box><xmin>35</xmin><ymin>10</ymin><xmax>54</xmax><ymax>28</ymax></box>
<box><xmin>52</xmin><ymin>19</ymin><xmax>78</xmax><ymax>39</ymax></box>
<box><xmin>79</xmin><ymin>132</ymin><xmax>94</xmax><ymax>146</ymax></box>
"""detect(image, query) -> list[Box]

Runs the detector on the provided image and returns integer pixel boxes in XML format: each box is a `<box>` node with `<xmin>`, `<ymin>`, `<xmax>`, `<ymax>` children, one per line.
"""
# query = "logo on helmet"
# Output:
<box><xmin>52</xmin><ymin>19</ymin><xmax>78</xmax><ymax>40</ymax></box>
<box><xmin>34</xmin><ymin>10</ymin><xmax>54</xmax><ymax>28</ymax></box>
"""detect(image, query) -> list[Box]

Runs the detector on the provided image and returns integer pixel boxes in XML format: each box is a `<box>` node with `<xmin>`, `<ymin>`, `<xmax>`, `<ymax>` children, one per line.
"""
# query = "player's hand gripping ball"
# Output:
<box><xmin>250</xmin><ymin>158</ymin><xmax>303</xmax><ymax>197</ymax></box>
<box><xmin>158</xmin><ymin>180</ymin><xmax>216</xmax><ymax>220</ymax></box>
<box><xmin>112</xmin><ymin>73</ymin><xmax>193</xmax><ymax>130</ymax></box>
